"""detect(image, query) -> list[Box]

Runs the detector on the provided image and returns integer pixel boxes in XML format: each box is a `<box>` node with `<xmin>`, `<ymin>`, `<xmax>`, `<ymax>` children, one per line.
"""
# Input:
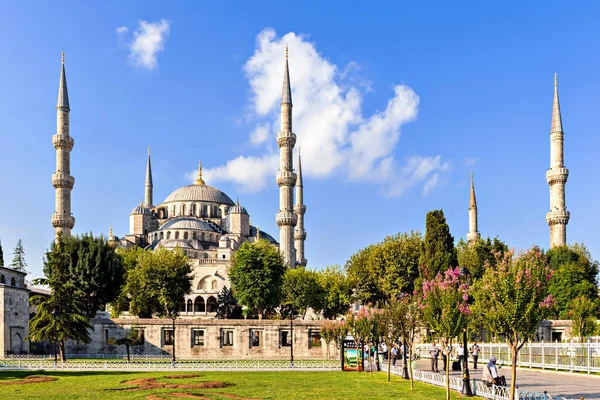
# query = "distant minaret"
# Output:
<box><xmin>51</xmin><ymin>51</ymin><xmax>75</xmax><ymax>239</ymax></box>
<box><xmin>466</xmin><ymin>172</ymin><xmax>480</xmax><ymax>245</ymax></box>
<box><xmin>145</xmin><ymin>146</ymin><xmax>153</xmax><ymax>208</ymax></box>
<box><xmin>294</xmin><ymin>148</ymin><xmax>307</xmax><ymax>266</ymax></box>
<box><xmin>275</xmin><ymin>46</ymin><xmax>297</xmax><ymax>267</ymax></box>
<box><xmin>546</xmin><ymin>74</ymin><xmax>570</xmax><ymax>248</ymax></box>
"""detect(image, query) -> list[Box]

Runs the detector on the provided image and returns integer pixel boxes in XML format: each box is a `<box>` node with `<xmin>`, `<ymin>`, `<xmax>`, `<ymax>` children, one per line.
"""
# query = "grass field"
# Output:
<box><xmin>0</xmin><ymin>370</ymin><xmax>464</xmax><ymax>399</ymax></box>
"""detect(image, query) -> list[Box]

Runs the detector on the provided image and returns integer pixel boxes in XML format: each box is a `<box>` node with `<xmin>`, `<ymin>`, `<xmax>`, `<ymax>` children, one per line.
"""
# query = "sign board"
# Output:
<box><xmin>341</xmin><ymin>338</ymin><xmax>363</xmax><ymax>371</ymax></box>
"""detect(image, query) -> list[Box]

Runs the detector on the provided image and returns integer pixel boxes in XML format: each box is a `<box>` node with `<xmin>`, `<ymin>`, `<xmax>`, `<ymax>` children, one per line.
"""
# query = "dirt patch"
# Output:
<box><xmin>0</xmin><ymin>375</ymin><xmax>57</xmax><ymax>385</ymax></box>
<box><xmin>120</xmin><ymin>377</ymin><xmax>230</xmax><ymax>391</ymax></box>
<box><xmin>146</xmin><ymin>394</ymin><xmax>211</xmax><ymax>400</ymax></box>
<box><xmin>164</xmin><ymin>374</ymin><xmax>201</xmax><ymax>379</ymax></box>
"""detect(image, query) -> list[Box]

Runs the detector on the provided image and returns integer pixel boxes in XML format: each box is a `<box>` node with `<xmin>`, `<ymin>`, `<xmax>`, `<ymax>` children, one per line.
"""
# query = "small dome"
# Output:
<box><xmin>161</xmin><ymin>239</ymin><xmax>194</xmax><ymax>249</ymax></box>
<box><xmin>159</xmin><ymin>217</ymin><xmax>216</xmax><ymax>232</ymax></box>
<box><xmin>131</xmin><ymin>204</ymin><xmax>152</xmax><ymax>215</ymax></box>
<box><xmin>228</xmin><ymin>199</ymin><xmax>248</xmax><ymax>214</ymax></box>
<box><xmin>163</xmin><ymin>184</ymin><xmax>234</xmax><ymax>205</ymax></box>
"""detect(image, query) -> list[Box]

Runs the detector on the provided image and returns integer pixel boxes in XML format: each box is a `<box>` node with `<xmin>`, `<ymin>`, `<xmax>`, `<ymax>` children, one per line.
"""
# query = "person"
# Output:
<box><xmin>482</xmin><ymin>356</ymin><xmax>506</xmax><ymax>387</ymax></box>
<box><xmin>470</xmin><ymin>340</ymin><xmax>480</xmax><ymax>370</ymax></box>
<box><xmin>391</xmin><ymin>344</ymin><xmax>398</xmax><ymax>366</ymax></box>
<box><xmin>456</xmin><ymin>343</ymin><xmax>465</xmax><ymax>371</ymax></box>
<box><xmin>429</xmin><ymin>342</ymin><xmax>440</xmax><ymax>373</ymax></box>
<box><xmin>441</xmin><ymin>340</ymin><xmax>451</xmax><ymax>372</ymax></box>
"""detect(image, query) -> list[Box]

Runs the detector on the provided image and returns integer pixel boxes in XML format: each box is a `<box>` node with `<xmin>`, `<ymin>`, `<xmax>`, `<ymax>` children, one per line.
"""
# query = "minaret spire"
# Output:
<box><xmin>275</xmin><ymin>45</ymin><xmax>298</xmax><ymax>267</ymax></box>
<box><xmin>195</xmin><ymin>161</ymin><xmax>206</xmax><ymax>185</ymax></box>
<box><xmin>144</xmin><ymin>146</ymin><xmax>153</xmax><ymax>208</ymax></box>
<box><xmin>546</xmin><ymin>73</ymin><xmax>570</xmax><ymax>247</ymax></box>
<box><xmin>294</xmin><ymin>147</ymin><xmax>307</xmax><ymax>266</ymax></box>
<box><xmin>52</xmin><ymin>50</ymin><xmax>75</xmax><ymax>239</ymax></box>
<box><xmin>467</xmin><ymin>172</ymin><xmax>480</xmax><ymax>244</ymax></box>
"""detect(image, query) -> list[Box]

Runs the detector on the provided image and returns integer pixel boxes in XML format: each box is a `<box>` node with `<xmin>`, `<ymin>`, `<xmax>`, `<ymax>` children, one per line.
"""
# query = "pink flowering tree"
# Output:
<box><xmin>421</xmin><ymin>267</ymin><xmax>470</xmax><ymax>400</ymax></box>
<box><xmin>471</xmin><ymin>246</ymin><xmax>553</xmax><ymax>400</ymax></box>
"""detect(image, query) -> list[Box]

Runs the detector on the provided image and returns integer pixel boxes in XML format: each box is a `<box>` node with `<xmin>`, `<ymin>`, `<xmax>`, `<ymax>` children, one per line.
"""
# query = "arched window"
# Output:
<box><xmin>202</xmin><ymin>205</ymin><xmax>207</xmax><ymax>217</ymax></box>
<box><xmin>207</xmin><ymin>296</ymin><xmax>217</xmax><ymax>313</ymax></box>
<box><xmin>213</xmin><ymin>206</ymin><xmax>218</xmax><ymax>217</ymax></box>
<box><xmin>182</xmin><ymin>204</ymin><xmax>186</xmax><ymax>215</ymax></box>
<box><xmin>10</xmin><ymin>277</ymin><xmax>16</xmax><ymax>286</ymax></box>
<box><xmin>179</xmin><ymin>300</ymin><xmax>186</xmax><ymax>312</ymax></box>
<box><xmin>211</xmin><ymin>280</ymin><xmax>218</xmax><ymax>290</ymax></box>
<box><xmin>175</xmin><ymin>231</ymin><xmax>180</xmax><ymax>239</ymax></box>
<box><xmin>192</xmin><ymin>232</ymin><xmax>197</xmax><ymax>240</ymax></box>
<box><xmin>167</xmin><ymin>231</ymin><xmax>171</xmax><ymax>240</ymax></box>
<box><xmin>222</xmin><ymin>254</ymin><xmax>226</xmax><ymax>259</ymax></box>
<box><xmin>187</xmin><ymin>299</ymin><xmax>193</xmax><ymax>312</ymax></box>
<box><xmin>0</xmin><ymin>275</ymin><xmax>5</xmax><ymax>284</ymax></box>
<box><xmin>203</xmin><ymin>253</ymin><xmax>209</xmax><ymax>259</ymax></box>
<box><xmin>194</xmin><ymin>297</ymin><xmax>206</xmax><ymax>312</ymax></box>
<box><xmin>217</xmin><ymin>209</ymin><xmax>222</xmax><ymax>217</ymax></box>
<box><xmin>160</xmin><ymin>232</ymin><xmax>164</xmax><ymax>240</ymax></box>
<box><xmin>172</xmin><ymin>205</ymin><xmax>177</xmax><ymax>215</ymax></box>
<box><xmin>192</xmin><ymin>204</ymin><xmax>197</xmax><ymax>216</ymax></box>
<box><xmin>184</xmin><ymin>232</ymin><xmax>188</xmax><ymax>240</ymax></box>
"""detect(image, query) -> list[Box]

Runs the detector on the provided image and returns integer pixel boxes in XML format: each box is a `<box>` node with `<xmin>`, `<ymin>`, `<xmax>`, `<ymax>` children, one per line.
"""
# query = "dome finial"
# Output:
<box><xmin>195</xmin><ymin>161</ymin><xmax>206</xmax><ymax>185</ymax></box>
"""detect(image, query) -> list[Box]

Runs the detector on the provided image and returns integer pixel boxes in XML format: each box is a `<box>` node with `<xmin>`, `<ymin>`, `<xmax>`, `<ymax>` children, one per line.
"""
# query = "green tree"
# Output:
<box><xmin>66</xmin><ymin>234</ymin><xmax>125</xmax><ymax>318</ymax></box>
<box><xmin>419</xmin><ymin>210</ymin><xmax>457</xmax><ymax>282</ymax></box>
<box><xmin>229</xmin><ymin>239</ymin><xmax>286</xmax><ymax>318</ymax></box>
<box><xmin>471</xmin><ymin>247</ymin><xmax>553</xmax><ymax>400</ymax></box>
<box><xmin>115</xmin><ymin>328</ymin><xmax>144</xmax><ymax>362</ymax></box>
<box><xmin>379</xmin><ymin>300</ymin><xmax>403</xmax><ymax>382</ymax></box>
<box><xmin>318</xmin><ymin>265</ymin><xmax>352</xmax><ymax>319</ymax></box>
<box><xmin>0</xmin><ymin>238</ymin><xmax>4</xmax><ymax>266</ymax></box>
<box><xmin>378</xmin><ymin>232</ymin><xmax>423</xmax><ymax>298</ymax></box>
<box><xmin>216</xmin><ymin>286</ymin><xmax>242</xmax><ymax>319</ymax></box>
<box><xmin>282</xmin><ymin>267</ymin><xmax>326</xmax><ymax>319</ymax></box>
<box><xmin>456</xmin><ymin>237</ymin><xmax>509</xmax><ymax>280</ymax></box>
<box><xmin>10</xmin><ymin>239</ymin><xmax>27</xmax><ymax>273</ymax></box>
<box><xmin>28</xmin><ymin>235</ymin><xmax>91</xmax><ymax>361</ymax></box>
<box><xmin>546</xmin><ymin>244</ymin><xmax>600</xmax><ymax>319</ymax></box>
<box><xmin>569</xmin><ymin>296</ymin><xmax>598</xmax><ymax>342</ymax></box>
<box><xmin>421</xmin><ymin>267</ymin><xmax>470</xmax><ymax>400</ymax></box>
<box><xmin>345</xmin><ymin>244</ymin><xmax>385</xmax><ymax>306</ymax></box>
<box><xmin>395</xmin><ymin>293</ymin><xmax>423</xmax><ymax>390</ymax></box>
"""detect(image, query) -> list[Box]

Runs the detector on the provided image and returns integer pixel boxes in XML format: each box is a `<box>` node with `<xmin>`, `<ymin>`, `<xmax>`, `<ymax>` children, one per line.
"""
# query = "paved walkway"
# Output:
<box><xmin>414</xmin><ymin>359</ymin><xmax>600</xmax><ymax>399</ymax></box>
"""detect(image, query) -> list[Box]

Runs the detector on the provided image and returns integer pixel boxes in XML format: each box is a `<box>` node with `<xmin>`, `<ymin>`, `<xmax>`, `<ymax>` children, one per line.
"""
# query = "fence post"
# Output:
<box><xmin>570</xmin><ymin>339</ymin><xmax>573</xmax><ymax>372</ymax></box>
<box><xmin>528</xmin><ymin>342</ymin><xmax>532</xmax><ymax>368</ymax></box>
<box><xmin>541</xmin><ymin>340</ymin><xmax>544</xmax><ymax>370</ymax></box>
<box><xmin>587</xmin><ymin>339</ymin><xmax>591</xmax><ymax>374</ymax></box>
<box><xmin>555</xmin><ymin>340</ymin><xmax>558</xmax><ymax>371</ymax></box>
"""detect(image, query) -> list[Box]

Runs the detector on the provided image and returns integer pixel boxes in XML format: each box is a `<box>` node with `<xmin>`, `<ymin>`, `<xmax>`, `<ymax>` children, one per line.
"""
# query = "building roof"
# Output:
<box><xmin>249</xmin><ymin>226</ymin><xmax>278</xmax><ymax>244</ymax></box>
<box><xmin>163</xmin><ymin>184</ymin><xmax>235</xmax><ymax>205</ymax></box>
<box><xmin>228</xmin><ymin>199</ymin><xmax>248</xmax><ymax>215</ymax></box>
<box><xmin>159</xmin><ymin>217</ymin><xmax>217</xmax><ymax>232</ymax></box>
<box><xmin>131</xmin><ymin>204</ymin><xmax>152</xmax><ymax>215</ymax></box>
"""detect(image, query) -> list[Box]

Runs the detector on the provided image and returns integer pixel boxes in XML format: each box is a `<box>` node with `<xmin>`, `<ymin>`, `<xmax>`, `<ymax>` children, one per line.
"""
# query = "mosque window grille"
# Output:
<box><xmin>184</xmin><ymin>232</ymin><xmax>189</xmax><ymax>240</ymax></box>
<box><xmin>175</xmin><ymin>232</ymin><xmax>180</xmax><ymax>240</ymax></box>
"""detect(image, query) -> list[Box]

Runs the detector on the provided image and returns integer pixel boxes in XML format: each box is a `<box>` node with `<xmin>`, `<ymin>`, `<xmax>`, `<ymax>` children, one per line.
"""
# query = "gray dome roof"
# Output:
<box><xmin>158</xmin><ymin>217</ymin><xmax>216</xmax><ymax>232</ymax></box>
<box><xmin>163</xmin><ymin>184</ymin><xmax>234</xmax><ymax>205</ymax></box>
<box><xmin>131</xmin><ymin>205</ymin><xmax>152</xmax><ymax>215</ymax></box>
<box><xmin>229</xmin><ymin>202</ymin><xmax>248</xmax><ymax>214</ymax></box>
<box><xmin>161</xmin><ymin>239</ymin><xmax>194</xmax><ymax>249</ymax></box>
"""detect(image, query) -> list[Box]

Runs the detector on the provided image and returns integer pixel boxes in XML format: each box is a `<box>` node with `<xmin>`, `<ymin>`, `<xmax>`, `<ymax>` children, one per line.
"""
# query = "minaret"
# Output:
<box><xmin>466</xmin><ymin>172</ymin><xmax>480</xmax><ymax>244</ymax></box>
<box><xmin>51</xmin><ymin>51</ymin><xmax>75</xmax><ymax>239</ymax></box>
<box><xmin>294</xmin><ymin>148</ymin><xmax>307</xmax><ymax>266</ymax></box>
<box><xmin>145</xmin><ymin>146</ymin><xmax>153</xmax><ymax>208</ymax></box>
<box><xmin>275</xmin><ymin>46</ymin><xmax>297</xmax><ymax>267</ymax></box>
<box><xmin>546</xmin><ymin>74</ymin><xmax>570</xmax><ymax>248</ymax></box>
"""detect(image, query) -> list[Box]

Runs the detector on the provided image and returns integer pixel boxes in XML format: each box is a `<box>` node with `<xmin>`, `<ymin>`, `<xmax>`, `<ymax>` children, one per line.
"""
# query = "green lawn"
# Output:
<box><xmin>0</xmin><ymin>370</ymin><xmax>464</xmax><ymax>399</ymax></box>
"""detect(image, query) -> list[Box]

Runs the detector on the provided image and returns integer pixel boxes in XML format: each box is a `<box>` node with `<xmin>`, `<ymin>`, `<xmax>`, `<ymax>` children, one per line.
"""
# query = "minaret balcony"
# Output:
<box><xmin>294</xmin><ymin>230</ymin><xmax>307</xmax><ymax>241</ymax></box>
<box><xmin>52</xmin><ymin>173</ymin><xmax>75</xmax><ymax>189</ymax></box>
<box><xmin>277</xmin><ymin>171</ymin><xmax>297</xmax><ymax>187</ymax></box>
<box><xmin>546</xmin><ymin>210</ymin><xmax>570</xmax><ymax>225</ymax></box>
<box><xmin>51</xmin><ymin>213</ymin><xmax>75</xmax><ymax>229</ymax></box>
<box><xmin>52</xmin><ymin>134</ymin><xmax>74</xmax><ymax>151</ymax></box>
<box><xmin>276</xmin><ymin>211</ymin><xmax>297</xmax><ymax>227</ymax></box>
<box><xmin>294</xmin><ymin>204</ymin><xmax>306</xmax><ymax>214</ymax></box>
<box><xmin>466</xmin><ymin>232</ymin><xmax>480</xmax><ymax>243</ymax></box>
<box><xmin>276</xmin><ymin>133</ymin><xmax>296</xmax><ymax>148</ymax></box>
<box><xmin>546</xmin><ymin>167</ymin><xmax>569</xmax><ymax>184</ymax></box>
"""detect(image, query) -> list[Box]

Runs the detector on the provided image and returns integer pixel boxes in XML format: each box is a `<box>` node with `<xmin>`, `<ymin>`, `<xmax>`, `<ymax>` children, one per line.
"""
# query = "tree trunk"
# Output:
<box><xmin>59</xmin><ymin>340</ymin><xmax>66</xmax><ymax>362</ymax></box>
<box><xmin>387</xmin><ymin>348</ymin><xmax>391</xmax><ymax>382</ymax></box>
<box><xmin>510</xmin><ymin>344</ymin><xmax>518</xmax><ymax>400</ymax></box>
<box><xmin>445</xmin><ymin>342</ymin><xmax>450</xmax><ymax>400</ymax></box>
<box><xmin>409</xmin><ymin>348</ymin><xmax>414</xmax><ymax>390</ymax></box>
<box><xmin>126</xmin><ymin>344</ymin><xmax>130</xmax><ymax>363</ymax></box>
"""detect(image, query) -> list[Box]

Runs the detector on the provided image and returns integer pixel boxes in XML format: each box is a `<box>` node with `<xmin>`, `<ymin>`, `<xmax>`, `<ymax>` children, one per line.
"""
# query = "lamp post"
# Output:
<box><xmin>402</xmin><ymin>337</ymin><xmax>410</xmax><ymax>379</ymax></box>
<box><xmin>289</xmin><ymin>307</ymin><xmax>295</xmax><ymax>367</ymax></box>
<box><xmin>169</xmin><ymin>309</ymin><xmax>176</xmax><ymax>364</ymax></box>
<box><xmin>51</xmin><ymin>309</ymin><xmax>58</xmax><ymax>363</ymax></box>
<box><xmin>459</xmin><ymin>266</ymin><xmax>473</xmax><ymax>397</ymax></box>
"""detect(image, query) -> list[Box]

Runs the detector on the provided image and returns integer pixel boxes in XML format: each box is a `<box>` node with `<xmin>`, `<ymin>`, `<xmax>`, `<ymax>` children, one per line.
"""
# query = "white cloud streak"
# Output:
<box><xmin>117</xmin><ymin>19</ymin><xmax>170</xmax><ymax>70</ymax></box>
<box><xmin>201</xmin><ymin>28</ymin><xmax>449</xmax><ymax>196</ymax></box>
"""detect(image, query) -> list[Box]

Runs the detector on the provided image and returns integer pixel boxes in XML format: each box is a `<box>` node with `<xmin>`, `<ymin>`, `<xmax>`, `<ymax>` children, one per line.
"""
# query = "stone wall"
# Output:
<box><xmin>65</xmin><ymin>317</ymin><xmax>329</xmax><ymax>359</ymax></box>
<box><xmin>0</xmin><ymin>266</ymin><xmax>30</xmax><ymax>356</ymax></box>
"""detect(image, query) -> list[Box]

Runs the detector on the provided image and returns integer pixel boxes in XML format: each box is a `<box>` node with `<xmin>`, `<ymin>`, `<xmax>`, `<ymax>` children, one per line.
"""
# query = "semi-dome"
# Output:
<box><xmin>158</xmin><ymin>217</ymin><xmax>217</xmax><ymax>231</ymax></box>
<box><xmin>131</xmin><ymin>204</ymin><xmax>152</xmax><ymax>215</ymax></box>
<box><xmin>228</xmin><ymin>200</ymin><xmax>248</xmax><ymax>214</ymax></box>
<box><xmin>163</xmin><ymin>184</ymin><xmax>235</xmax><ymax>205</ymax></box>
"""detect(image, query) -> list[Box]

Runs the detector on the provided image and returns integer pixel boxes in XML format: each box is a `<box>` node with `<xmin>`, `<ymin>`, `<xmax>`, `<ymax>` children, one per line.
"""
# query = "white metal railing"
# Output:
<box><xmin>415</xmin><ymin>341</ymin><xmax>600</xmax><ymax>374</ymax></box>
<box><xmin>382</xmin><ymin>363</ymin><xmax>575</xmax><ymax>400</ymax></box>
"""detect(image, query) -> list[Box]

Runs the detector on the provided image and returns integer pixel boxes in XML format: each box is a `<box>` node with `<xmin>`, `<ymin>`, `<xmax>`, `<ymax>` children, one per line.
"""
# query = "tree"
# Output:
<box><xmin>395</xmin><ymin>293</ymin><xmax>422</xmax><ymax>390</ymax></box>
<box><xmin>28</xmin><ymin>235</ymin><xmax>91</xmax><ymax>361</ymax></box>
<box><xmin>546</xmin><ymin>244</ymin><xmax>600</xmax><ymax>319</ymax></box>
<box><xmin>379</xmin><ymin>300</ymin><xmax>403</xmax><ymax>382</ymax></box>
<box><xmin>216</xmin><ymin>286</ymin><xmax>242</xmax><ymax>319</ymax></box>
<box><xmin>229</xmin><ymin>239</ymin><xmax>286</xmax><ymax>318</ymax></box>
<box><xmin>345</xmin><ymin>244</ymin><xmax>385</xmax><ymax>305</ymax></box>
<box><xmin>421</xmin><ymin>267</ymin><xmax>470</xmax><ymax>400</ymax></box>
<box><xmin>456</xmin><ymin>237</ymin><xmax>509</xmax><ymax>280</ymax></box>
<box><xmin>318</xmin><ymin>265</ymin><xmax>352</xmax><ymax>319</ymax></box>
<box><xmin>320</xmin><ymin>320</ymin><xmax>346</xmax><ymax>360</ymax></box>
<box><xmin>66</xmin><ymin>234</ymin><xmax>125</xmax><ymax>318</ymax></box>
<box><xmin>10</xmin><ymin>239</ymin><xmax>27</xmax><ymax>273</ymax></box>
<box><xmin>419</xmin><ymin>210</ymin><xmax>457</xmax><ymax>282</ymax></box>
<box><xmin>346</xmin><ymin>308</ymin><xmax>375</xmax><ymax>373</ymax></box>
<box><xmin>0</xmin><ymin>238</ymin><xmax>4</xmax><ymax>266</ymax></box>
<box><xmin>569</xmin><ymin>296</ymin><xmax>598</xmax><ymax>342</ymax></box>
<box><xmin>115</xmin><ymin>328</ymin><xmax>144</xmax><ymax>362</ymax></box>
<box><xmin>471</xmin><ymin>247</ymin><xmax>554</xmax><ymax>400</ymax></box>
<box><xmin>282</xmin><ymin>267</ymin><xmax>326</xmax><ymax>319</ymax></box>
<box><xmin>378</xmin><ymin>232</ymin><xmax>423</xmax><ymax>298</ymax></box>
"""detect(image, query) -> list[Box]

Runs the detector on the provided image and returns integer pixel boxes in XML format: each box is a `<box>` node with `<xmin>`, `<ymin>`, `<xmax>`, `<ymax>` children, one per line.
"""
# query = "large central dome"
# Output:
<box><xmin>163</xmin><ymin>184</ymin><xmax>235</xmax><ymax>205</ymax></box>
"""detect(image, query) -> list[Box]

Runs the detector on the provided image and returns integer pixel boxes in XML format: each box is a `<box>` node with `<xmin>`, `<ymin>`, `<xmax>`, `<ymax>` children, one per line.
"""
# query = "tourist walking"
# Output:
<box><xmin>456</xmin><ymin>343</ymin><xmax>465</xmax><ymax>371</ymax></box>
<box><xmin>429</xmin><ymin>342</ymin><xmax>440</xmax><ymax>372</ymax></box>
<box><xmin>470</xmin><ymin>340</ymin><xmax>480</xmax><ymax>370</ymax></box>
<box><xmin>391</xmin><ymin>344</ymin><xmax>398</xmax><ymax>366</ymax></box>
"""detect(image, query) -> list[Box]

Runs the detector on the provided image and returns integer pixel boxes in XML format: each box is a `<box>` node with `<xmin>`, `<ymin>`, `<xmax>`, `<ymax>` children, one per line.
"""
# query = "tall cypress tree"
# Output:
<box><xmin>419</xmin><ymin>209</ymin><xmax>458</xmax><ymax>281</ymax></box>
<box><xmin>0</xmin><ymin>238</ymin><xmax>4</xmax><ymax>267</ymax></box>
<box><xmin>10</xmin><ymin>239</ymin><xmax>27</xmax><ymax>273</ymax></box>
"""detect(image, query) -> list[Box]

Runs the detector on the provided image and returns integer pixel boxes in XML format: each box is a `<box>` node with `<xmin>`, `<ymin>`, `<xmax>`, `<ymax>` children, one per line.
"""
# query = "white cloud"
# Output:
<box><xmin>203</xmin><ymin>28</ymin><xmax>449</xmax><ymax>196</ymax></box>
<box><xmin>117</xmin><ymin>19</ymin><xmax>170</xmax><ymax>70</ymax></box>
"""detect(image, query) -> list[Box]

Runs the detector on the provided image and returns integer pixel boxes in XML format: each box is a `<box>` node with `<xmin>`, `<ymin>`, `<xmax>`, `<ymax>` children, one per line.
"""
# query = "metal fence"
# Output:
<box><xmin>415</xmin><ymin>341</ymin><xmax>600</xmax><ymax>374</ymax></box>
<box><xmin>382</xmin><ymin>363</ymin><xmax>574</xmax><ymax>400</ymax></box>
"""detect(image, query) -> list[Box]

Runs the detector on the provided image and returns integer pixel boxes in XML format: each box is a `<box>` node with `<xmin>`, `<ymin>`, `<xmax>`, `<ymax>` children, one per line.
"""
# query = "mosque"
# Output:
<box><xmin>51</xmin><ymin>48</ymin><xmax>307</xmax><ymax>318</ymax></box>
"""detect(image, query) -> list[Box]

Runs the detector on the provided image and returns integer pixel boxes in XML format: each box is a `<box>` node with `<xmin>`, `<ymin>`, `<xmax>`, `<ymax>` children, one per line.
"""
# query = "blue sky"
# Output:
<box><xmin>1</xmin><ymin>1</ymin><xmax>599</xmax><ymax>279</ymax></box>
